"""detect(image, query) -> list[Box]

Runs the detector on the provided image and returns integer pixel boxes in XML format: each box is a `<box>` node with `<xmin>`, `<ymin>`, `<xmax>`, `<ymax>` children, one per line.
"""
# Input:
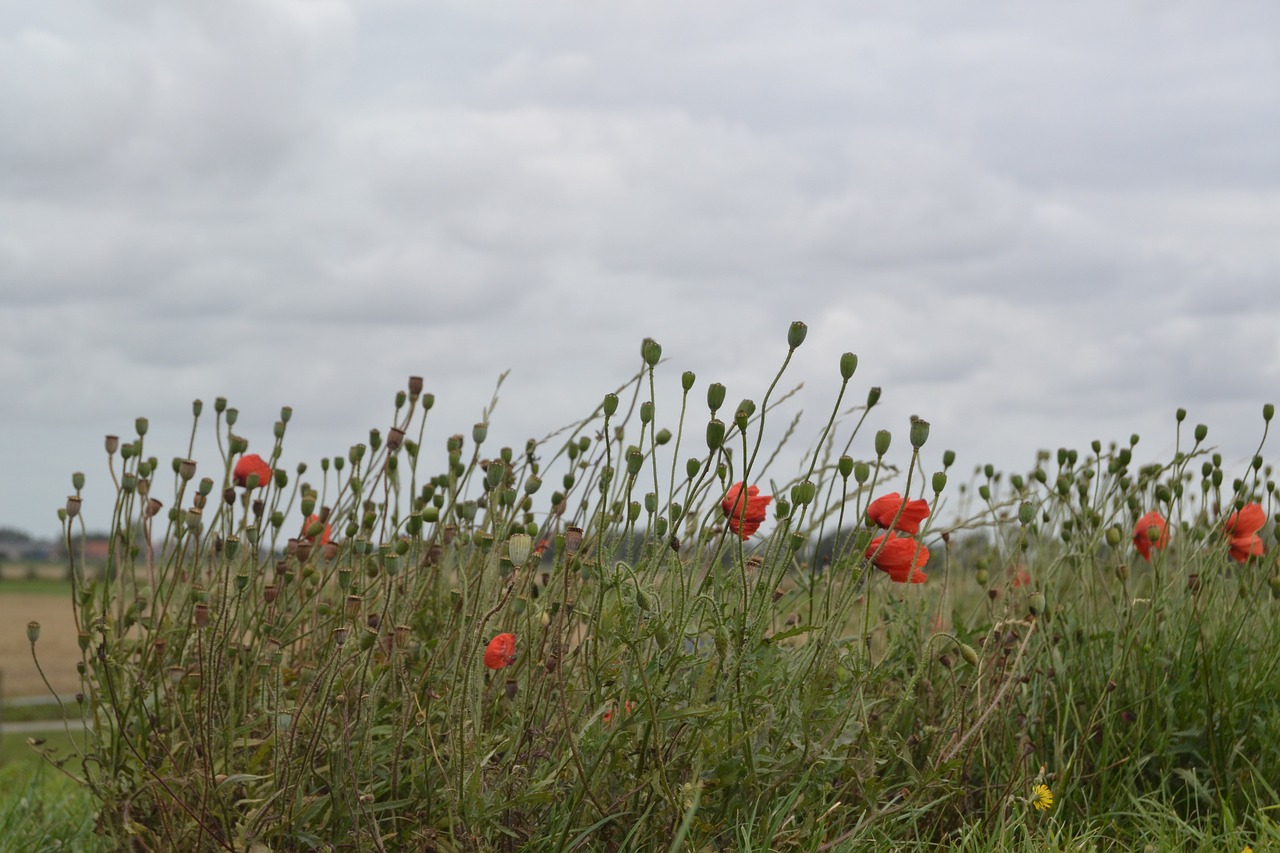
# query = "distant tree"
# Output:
<box><xmin>0</xmin><ymin>526</ymin><xmax>32</xmax><ymax>543</ymax></box>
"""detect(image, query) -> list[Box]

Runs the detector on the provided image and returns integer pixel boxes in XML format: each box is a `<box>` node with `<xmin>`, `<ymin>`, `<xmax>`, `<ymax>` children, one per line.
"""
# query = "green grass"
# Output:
<box><xmin>0</xmin><ymin>576</ymin><xmax>74</xmax><ymax>596</ymax></box>
<box><xmin>0</xmin><ymin>762</ymin><xmax>107</xmax><ymax>852</ymax></box>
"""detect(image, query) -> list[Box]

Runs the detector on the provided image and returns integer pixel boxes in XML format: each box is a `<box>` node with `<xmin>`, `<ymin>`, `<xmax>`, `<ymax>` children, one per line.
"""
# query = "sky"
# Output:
<box><xmin>3</xmin><ymin>0</ymin><xmax>1279</xmax><ymax>540</ymax></box>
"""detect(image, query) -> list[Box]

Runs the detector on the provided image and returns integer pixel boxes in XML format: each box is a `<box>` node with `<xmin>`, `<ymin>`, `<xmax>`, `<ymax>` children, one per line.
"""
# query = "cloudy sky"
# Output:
<box><xmin>3</xmin><ymin>0</ymin><xmax>1279</xmax><ymax>540</ymax></box>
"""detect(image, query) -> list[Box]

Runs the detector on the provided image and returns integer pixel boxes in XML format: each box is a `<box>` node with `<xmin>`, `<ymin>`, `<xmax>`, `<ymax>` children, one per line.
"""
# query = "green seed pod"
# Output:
<box><xmin>1018</xmin><ymin>501</ymin><xmax>1035</xmax><ymax>525</ymax></box>
<box><xmin>787</xmin><ymin>320</ymin><xmax>808</xmax><ymax>350</ymax></box>
<box><xmin>866</xmin><ymin>386</ymin><xmax>882</xmax><ymax>407</ymax></box>
<box><xmin>472</xmin><ymin>422</ymin><xmax>488</xmax><ymax>444</ymax></box>
<box><xmin>959</xmin><ymin>643</ymin><xmax>980</xmax><ymax>668</ymax></box>
<box><xmin>828</xmin><ymin>456</ymin><xmax>849</xmax><ymax>481</ymax></box>
<box><xmin>641</xmin><ymin>337</ymin><xmax>662</xmax><ymax>367</ymax></box>
<box><xmin>508</xmin><ymin>533</ymin><xmax>533</xmax><ymax>567</ymax></box>
<box><xmin>603</xmin><ymin>394</ymin><xmax>619</xmax><ymax>417</ymax></box>
<box><xmin>874</xmin><ymin>430</ymin><xmax>891</xmax><ymax>457</ymax></box>
<box><xmin>682</xmin><ymin>370</ymin><xmax>696</xmax><ymax>392</ymax></box>
<box><xmin>932</xmin><ymin>471</ymin><xmax>947</xmax><ymax>494</ymax></box>
<box><xmin>640</xmin><ymin>401</ymin><xmax>654</xmax><ymax>424</ymax></box>
<box><xmin>706</xmin><ymin>419</ymin><xmax>726</xmax><ymax>451</ymax></box>
<box><xmin>839</xmin><ymin>352</ymin><xmax>858</xmax><ymax>380</ymax></box>
<box><xmin>707</xmin><ymin>383</ymin><xmax>726</xmax><ymax>413</ymax></box>
<box><xmin>655</xmin><ymin>428</ymin><xmax>672</xmax><ymax>446</ymax></box>
<box><xmin>626</xmin><ymin>448</ymin><xmax>644</xmax><ymax>478</ymax></box>
<box><xmin>909</xmin><ymin>416</ymin><xmax>930</xmax><ymax>449</ymax></box>
<box><xmin>1194</xmin><ymin>423</ymin><xmax>1208</xmax><ymax>442</ymax></box>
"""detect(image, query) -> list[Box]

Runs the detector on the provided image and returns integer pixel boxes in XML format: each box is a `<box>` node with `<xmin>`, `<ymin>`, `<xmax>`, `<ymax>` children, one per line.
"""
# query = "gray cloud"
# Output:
<box><xmin>3</xmin><ymin>0</ymin><xmax>1279</xmax><ymax>537</ymax></box>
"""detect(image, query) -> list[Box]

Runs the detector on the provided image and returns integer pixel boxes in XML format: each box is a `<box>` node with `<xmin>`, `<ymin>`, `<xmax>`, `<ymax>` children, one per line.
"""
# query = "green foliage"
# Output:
<box><xmin>30</xmin><ymin>327</ymin><xmax>1280</xmax><ymax>851</ymax></box>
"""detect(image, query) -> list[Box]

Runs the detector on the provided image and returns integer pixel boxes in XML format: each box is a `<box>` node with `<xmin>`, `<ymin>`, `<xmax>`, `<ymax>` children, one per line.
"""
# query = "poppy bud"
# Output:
<box><xmin>854</xmin><ymin>462</ymin><xmax>870</xmax><ymax>484</ymax></box>
<box><xmin>1018</xmin><ymin>502</ymin><xmax>1035</xmax><ymax>525</ymax></box>
<box><xmin>932</xmin><ymin>472</ymin><xmax>947</xmax><ymax>494</ymax></box>
<box><xmin>682</xmin><ymin>371</ymin><xmax>696</xmax><ymax>392</ymax></box>
<box><xmin>706</xmin><ymin>419</ymin><xmax>726</xmax><ymax>451</ymax></box>
<box><xmin>1265</xmin><ymin>403</ymin><xmax>1275</xmax><ymax>423</ymax></box>
<box><xmin>1194</xmin><ymin>423</ymin><xmax>1207</xmax><ymax>442</ymax></box>
<box><xmin>908</xmin><ymin>416</ymin><xmax>930</xmax><ymax>449</ymax></box>
<box><xmin>1028</xmin><ymin>591</ymin><xmax>1046</xmax><ymax>616</ymax></box>
<box><xmin>734</xmin><ymin>408</ymin><xmax>749</xmax><ymax>432</ymax></box>
<box><xmin>225</xmin><ymin>408</ymin><xmax>238</xmax><ymax>427</ymax></box>
<box><xmin>792</xmin><ymin>480</ymin><xmax>816</xmax><ymax>505</ymax></box>
<box><xmin>707</xmin><ymin>383</ymin><xmax>726</xmax><ymax>413</ymax></box>
<box><xmin>602</xmin><ymin>394</ymin><xmax>619</xmax><ymax>418</ymax></box>
<box><xmin>780</xmin><ymin>319</ymin><xmax>807</xmax><ymax>350</ymax></box>
<box><xmin>839</xmin><ymin>352</ymin><xmax>858</xmax><ymax>380</ymax></box>
<box><xmin>959</xmin><ymin>643</ymin><xmax>980</xmax><ymax>668</ymax></box>
<box><xmin>788</xmin><ymin>531</ymin><xmax>807</xmax><ymax>551</ymax></box>
<box><xmin>976</xmin><ymin>568</ymin><xmax>988</xmax><ymax>585</ymax></box>
<box><xmin>874</xmin><ymin>430</ymin><xmax>891</xmax><ymax>457</ymax></box>
<box><xmin>655</xmin><ymin>428</ymin><xmax>672</xmax><ymax>446</ymax></box>
<box><xmin>640</xmin><ymin>401</ymin><xmax>654</xmax><ymax>424</ymax></box>
<box><xmin>26</xmin><ymin>621</ymin><xmax>40</xmax><ymax>644</ymax></box>
<box><xmin>774</xmin><ymin>499</ymin><xmax>790</xmax><ymax>519</ymax></box>
<box><xmin>866</xmin><ymin>386</ymin><xmax>881</xmax><ymax>408</ymax></box>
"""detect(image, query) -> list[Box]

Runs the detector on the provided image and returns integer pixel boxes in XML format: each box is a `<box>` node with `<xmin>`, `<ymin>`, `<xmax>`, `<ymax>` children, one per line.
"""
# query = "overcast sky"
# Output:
<box><xmin>3</xmin><ymin>0</ymin><xmax>1279</xmax><ymax>540</ymax></box>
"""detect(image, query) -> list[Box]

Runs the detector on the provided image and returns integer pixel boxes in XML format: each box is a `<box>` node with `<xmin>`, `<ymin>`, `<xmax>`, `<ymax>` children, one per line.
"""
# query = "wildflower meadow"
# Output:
<box><xmin>22</xmin><ymin>321</ymin><xmax>1280</xmax><ymax>851</ymax></box>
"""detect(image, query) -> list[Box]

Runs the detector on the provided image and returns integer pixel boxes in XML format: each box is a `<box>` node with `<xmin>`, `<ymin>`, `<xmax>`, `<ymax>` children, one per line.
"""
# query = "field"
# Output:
<box><xmin>0</xmin><ymin>573</ymin><xmax>84</xmax><ymax>699</ymax></box>
<box><xmin>6</xmin><ymin>333</ymin><xmax>1280</xmax><ymax>851</ymax></box>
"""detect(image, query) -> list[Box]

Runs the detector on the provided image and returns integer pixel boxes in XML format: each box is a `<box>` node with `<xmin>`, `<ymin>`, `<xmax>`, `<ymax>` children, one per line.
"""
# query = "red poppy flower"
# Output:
<box><xmin>1010</xmin><ymin>567</ymin><xmax>1032</xmax><ymax>588</ymax></box>
<box><xmin>603</xmin><ymin>700</ymin><xmax>635</xmax><ymax>725</ymax></box>
<box><xmin>484</xmin><ymin>633</ymin><xmax>516</xmax><ymax>670</ymax></box>
<box><xmin>865</xmin><ymin>532</ymin><xmax>929</xmax><ymax>583</ymax></box>
<box><xmin>866</xmin><ymin>492</ymin><xmax>930</xmax><ymax>535</ymax></box>
<box><xmin>1224</xmin><ymin>503</ymin><xmax>1267</xmax><ymax>563</ymax></box>
<box><xmin>1132</xmin><ymin>511</ymin><xmax>1169</xmax><ymax>562</ymax></box>
<box><xmin>303</xmin><ymin>514</ymin><xmax>332</xmax><ymax>546</ymax></box>
<box><xmin>233</xmin><ymin>453</ymin><xmax>272</xmax><ymax>489</ymax></box>
<box><xmin>721</xmin><ymin>482</ymin><xmax>772</xmax><ymax>540</ymax></box>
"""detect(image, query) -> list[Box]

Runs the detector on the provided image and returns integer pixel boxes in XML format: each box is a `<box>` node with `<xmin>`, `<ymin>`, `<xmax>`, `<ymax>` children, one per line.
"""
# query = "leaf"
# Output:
<box><xmin>765</xmin><ymin>624</ymin><xmax>817</xmax><ymax>644</ymax></box>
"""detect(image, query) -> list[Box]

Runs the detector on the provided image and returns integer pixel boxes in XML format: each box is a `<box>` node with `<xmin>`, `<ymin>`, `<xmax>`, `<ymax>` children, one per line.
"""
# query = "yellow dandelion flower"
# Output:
<box><xmin>1030</xmin><ymin>783</ymin><xmax>1053</xmax><ymax>812</ymax></box>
